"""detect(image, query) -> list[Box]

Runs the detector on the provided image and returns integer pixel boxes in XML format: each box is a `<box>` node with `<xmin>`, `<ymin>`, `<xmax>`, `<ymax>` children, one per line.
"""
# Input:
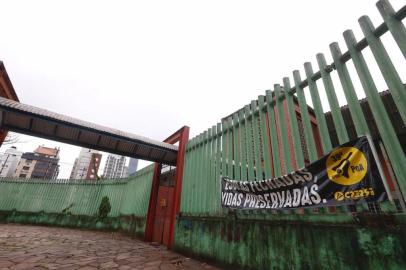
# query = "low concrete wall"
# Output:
<box><xmin>2</xmin><ymin>211</ymin><xmax>406</xmax><ymax>269</ymax></box>
<box><xmin>174</xmin><ymin>214</ymin><xmax>406</xmax><ymax>270</ymax></box>
<box><xmin>0</xmin><ymin>210</ymin><xmax>147</xmax><ymax>239</ymax></box>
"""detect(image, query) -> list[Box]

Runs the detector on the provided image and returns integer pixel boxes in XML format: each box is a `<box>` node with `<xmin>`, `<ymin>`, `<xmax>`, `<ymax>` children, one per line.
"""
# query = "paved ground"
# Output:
<box><xmin>0</xmin><ymin>224</ymin><xmax>220</xmax><ymax>270</ymax></box>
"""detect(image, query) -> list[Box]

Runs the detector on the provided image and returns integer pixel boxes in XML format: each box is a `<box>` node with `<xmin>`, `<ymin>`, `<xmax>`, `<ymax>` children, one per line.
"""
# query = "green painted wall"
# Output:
<box><xmin>0</xmin><ymin>211</ymin><xmax>147</xmax><ymax>238</ymax></box>
<box><xmin>174</xmin><ymin>215</ymin><xmax>406</xmax><ymax>270</ymax></box>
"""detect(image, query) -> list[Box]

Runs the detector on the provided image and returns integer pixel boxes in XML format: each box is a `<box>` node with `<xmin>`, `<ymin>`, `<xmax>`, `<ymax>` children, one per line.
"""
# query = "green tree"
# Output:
<box><xmin>98</xmin><ymin>196</ymin><xmax>111</xmax><ymax>219</ymax></box>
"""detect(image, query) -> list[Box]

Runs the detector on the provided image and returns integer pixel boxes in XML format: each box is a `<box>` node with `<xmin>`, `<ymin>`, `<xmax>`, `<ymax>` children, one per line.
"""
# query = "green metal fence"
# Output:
<box><xmin>0</xmin><ymin>165</ymin><xmax>154</xmax><ymax>217</ymax></box>
<box><xmin>181</xmin><ymin>0</ymin><xmax>406</xmax><ymax>216</ymax></box>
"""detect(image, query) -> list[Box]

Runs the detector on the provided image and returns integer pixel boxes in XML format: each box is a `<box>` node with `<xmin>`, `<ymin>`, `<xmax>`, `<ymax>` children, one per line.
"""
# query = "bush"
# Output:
<box><xmin>62</xmin><ymin>203</ymin><xmax>74</xmax><ymax>215</ymax></box>
<box><xmin>98</xmin><ymin>196</ymin><xmax>111</xmax><ymax>219</ymax></box>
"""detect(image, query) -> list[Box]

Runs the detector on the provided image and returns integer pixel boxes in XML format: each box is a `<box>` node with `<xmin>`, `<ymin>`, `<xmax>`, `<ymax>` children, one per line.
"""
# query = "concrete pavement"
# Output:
<box><xmin>0</xmin><ymin>224</ymin><xmax>220</xmax><ymax>270</ymax></box>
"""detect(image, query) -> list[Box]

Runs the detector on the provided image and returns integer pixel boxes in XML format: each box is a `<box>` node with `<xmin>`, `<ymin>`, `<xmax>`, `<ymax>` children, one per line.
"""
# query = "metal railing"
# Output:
<box><xmin>181</xmin><ymin>0</ymin><xmax>406</xmax><ymax>216</ymax></box>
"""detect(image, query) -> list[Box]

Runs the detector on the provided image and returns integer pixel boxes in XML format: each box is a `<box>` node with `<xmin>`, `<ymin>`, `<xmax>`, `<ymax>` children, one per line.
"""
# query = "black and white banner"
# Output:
<box><xmin>221</xmin><ymin>136</ymin><xmax>387</xmax><ymax>210</ymax></box>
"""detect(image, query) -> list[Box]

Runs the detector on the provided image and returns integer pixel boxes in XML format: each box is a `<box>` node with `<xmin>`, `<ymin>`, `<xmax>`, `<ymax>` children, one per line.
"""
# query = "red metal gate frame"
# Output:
<box><xmin>144</xmin><ymin>126</ymin><xmax>189</xmax><ymax>249</ymax></box>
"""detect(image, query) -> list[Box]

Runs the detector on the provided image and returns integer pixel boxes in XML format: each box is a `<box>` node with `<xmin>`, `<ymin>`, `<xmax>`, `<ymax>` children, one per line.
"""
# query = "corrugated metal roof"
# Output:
<box><xmin>0</xmin><ymin>97</ymin><xmax>178</xmax><ymax>165</ymax></box>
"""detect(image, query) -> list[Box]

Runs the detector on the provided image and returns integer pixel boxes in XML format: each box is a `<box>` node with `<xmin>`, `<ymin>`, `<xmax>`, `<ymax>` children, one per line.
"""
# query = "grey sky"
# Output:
<box><xmin>0</xmin><ymin>0</ymin><xmax>404</xmax><ymax>178</ymax></box>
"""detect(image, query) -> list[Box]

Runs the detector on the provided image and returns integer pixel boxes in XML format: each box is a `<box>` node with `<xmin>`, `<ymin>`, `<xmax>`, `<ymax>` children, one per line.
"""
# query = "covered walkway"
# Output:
<box><xmin>0</xmin><ymin>97</ymin><xmax>178</xmax><ymax>165</ymax></box>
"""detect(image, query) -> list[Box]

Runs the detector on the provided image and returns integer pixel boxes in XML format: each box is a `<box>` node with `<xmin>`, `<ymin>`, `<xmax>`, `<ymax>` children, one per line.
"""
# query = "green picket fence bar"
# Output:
<box><xmin>181</xmin><ymin>0</ymin><xmax>406</xmax><ymax>216</ymax></box>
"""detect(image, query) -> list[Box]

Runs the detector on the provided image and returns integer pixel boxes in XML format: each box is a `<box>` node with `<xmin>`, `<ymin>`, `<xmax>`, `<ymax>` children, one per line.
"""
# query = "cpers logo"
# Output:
<box><xmin>326</xmin><ymin>147</ymin><xmax>368</xmax><ymax>185</ymax></box>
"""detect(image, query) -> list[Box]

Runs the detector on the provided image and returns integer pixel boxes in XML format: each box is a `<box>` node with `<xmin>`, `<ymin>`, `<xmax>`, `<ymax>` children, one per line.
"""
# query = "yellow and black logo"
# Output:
<box><xmin>326</xmin><ymin>146</ymin><xmax>368</xmax><ymax>185</ymax></box>
<box><xmin>334</xmin><ymin>191</ymin><xmax>345</xmax><ymax>201</ymax></box>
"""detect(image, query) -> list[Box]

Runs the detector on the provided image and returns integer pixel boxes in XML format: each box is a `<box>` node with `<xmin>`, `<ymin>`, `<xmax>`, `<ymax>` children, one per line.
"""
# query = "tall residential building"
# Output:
<box><xmin>124</xmin><ymin>166</ymin><xmax>129</xmax><ymax>178</ymax></box>
<box><xmin>70</xmin><ymin>148</ymin><xmax>102</xmax><ymax>180</ymax></box>
<box><xmin>127</xmin><ymin>158</ymin><xmax>139</xmax><ymax>176</ymax></box>
<box><xmin>14</xmin><ymin>146</ymin><xmax>60</xmax><ymax>179</ymax></box>
<box><xmin>103</xmin><ymin>154</ymin><xmax>128</xmax><ymax>179</ymax></box>
<box><xmin>0</xmin><ymin>146</ymin><xmax>22</xmax><ymax>178</ymax></box>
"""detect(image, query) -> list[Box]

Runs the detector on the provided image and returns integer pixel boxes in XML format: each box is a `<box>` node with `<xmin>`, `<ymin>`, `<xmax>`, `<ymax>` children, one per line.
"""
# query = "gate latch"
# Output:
<box><xmin>160</xmin><ymin>198</ymin><xmax>167</xmax><ymax>207</ymax></box>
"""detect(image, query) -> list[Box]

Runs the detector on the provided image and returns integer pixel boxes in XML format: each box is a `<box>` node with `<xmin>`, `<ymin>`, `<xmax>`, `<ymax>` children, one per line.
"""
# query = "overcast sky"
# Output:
<box><xmin>0</xmin><ymin>0</ymin><xmax>404</xmax><ymax>178</ymax></box>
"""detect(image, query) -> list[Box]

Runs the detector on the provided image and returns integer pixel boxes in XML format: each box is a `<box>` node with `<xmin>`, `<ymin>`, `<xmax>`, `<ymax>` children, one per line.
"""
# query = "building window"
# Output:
<box><xmin>19</xmin><ymin>174</ymin><xmax>27</xmax><ymax>178</ymax></box>
<box><xmin>22</xmin><ymin>166</ymin><xmax>30</xmax><ymax>170</ymax></box>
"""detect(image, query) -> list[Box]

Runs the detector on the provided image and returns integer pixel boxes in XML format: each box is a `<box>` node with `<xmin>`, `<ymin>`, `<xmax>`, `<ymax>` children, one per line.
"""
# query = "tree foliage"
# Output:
<box><xmin>98</xmin><ymin>196</ymin><xmax>111</xmax><ymax>219</ymax></box>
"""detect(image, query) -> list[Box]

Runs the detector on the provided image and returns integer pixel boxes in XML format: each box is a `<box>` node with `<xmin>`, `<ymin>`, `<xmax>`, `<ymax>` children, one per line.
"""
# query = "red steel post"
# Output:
<box><xmin>144</xmin><ymin>163</ymin><xmax>162</xmax><ymax>242</ymax></box>
<box><xmin>168</xmin><ymin>126</ymin><xmax>189</xmax><ymax>249</ymax></box>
